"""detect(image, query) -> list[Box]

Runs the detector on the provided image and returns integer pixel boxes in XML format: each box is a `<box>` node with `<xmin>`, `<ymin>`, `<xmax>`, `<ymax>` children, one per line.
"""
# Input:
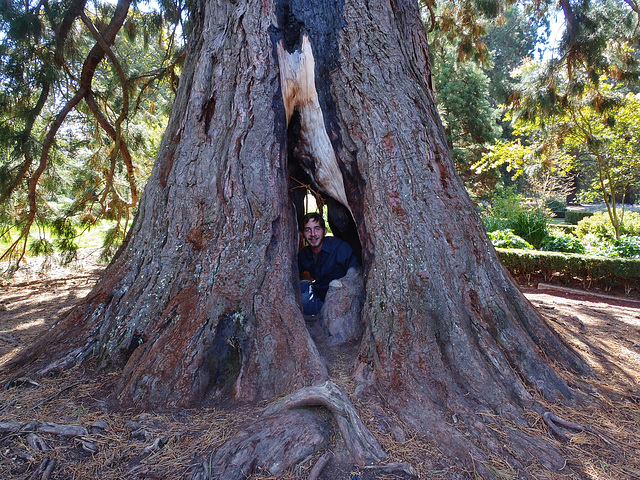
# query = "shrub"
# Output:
<box><xmin>488</xmin><ymin>229</ymin><xmax>534</xmax><ymax>249</ymax></box>
<box><xmin>565</xmin><ymin>211</ymin><xmax>593</xmax><ymax>225</ymax></box>
<box><xmin>621</xmin><ymin>211</ymin><xmax>640</xmax><ymax>236</ymax></box>
<box><xmin>592</xmin><ymin>235</ymin><xmax>640</xmax><ymax>259</ymax></box>
<box><xmin>481</xmin><ymin>190</ymin><xmax>550</xmax><ymax>247</ymax></box>
<box><xmin>509</xmin><ymin>209</ymin><xmax>549</xmax><ymax>248</ymax></box>
<box><xmin>541</xmin><ymin>234</ymin><xmax>585</xmax><ymax>254</ymax></box>
<box><xmin>481</xmin><ymin>190</ymin><xmax>521</xmax><ymax>232</ymax></box>
<box><xmin>550</xmin><ymin>224</ymin><xmax>577</xmax><ymax>235</ymax></box>
<box><xmin>576</xmin><ymin>210</ymin><xmax>640</xmax><ymax>240</ymax></box>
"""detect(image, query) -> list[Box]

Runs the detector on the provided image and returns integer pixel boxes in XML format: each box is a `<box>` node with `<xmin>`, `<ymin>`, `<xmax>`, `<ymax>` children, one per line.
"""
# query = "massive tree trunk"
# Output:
<box><xmin>9</xmin><ymin>0</ymin><xmax>590</xmax><ymax>477</ymax></box>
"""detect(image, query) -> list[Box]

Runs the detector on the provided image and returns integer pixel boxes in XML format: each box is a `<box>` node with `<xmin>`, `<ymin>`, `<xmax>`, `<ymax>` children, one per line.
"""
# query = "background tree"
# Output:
<box><xmin>0</xmin><ymin>0</ymin><xmax>183</xmax><ymax>267</ymax></box>
<box><xmin>431</xmin><ymin>44</ymin><xmax>502</xmax><ymax>194</ymax></box>
<box><xmin>484</xmin><ymin>70</ymin><xmax>640</xmax><ymax>238</ymax></box>
<box><xmin>7</xmin><ymin>0</ymin><xmax>597</xmax><ymax>478</ymax></box>
<box><xmin>426</xmin><ymin>2</ymin><xmax>544</xmax><ymax>198</ymax></box>
<box><xmin>475</xmin><ymin>0</ymin><xmax>640</xmax><ymax>236</ymax></box>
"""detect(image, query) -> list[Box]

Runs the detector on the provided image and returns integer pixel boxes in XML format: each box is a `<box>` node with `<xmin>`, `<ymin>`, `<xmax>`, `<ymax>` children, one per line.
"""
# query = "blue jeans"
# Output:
<box><xmin>300</xmin><ymin>280</ymin><xmax>323</xmax><ymax>315</ymax></box>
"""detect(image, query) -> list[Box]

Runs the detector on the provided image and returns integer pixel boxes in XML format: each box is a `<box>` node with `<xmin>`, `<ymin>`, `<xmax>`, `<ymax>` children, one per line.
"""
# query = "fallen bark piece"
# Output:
<box><xmin>4</xmin><ymin>377</ymin><xmax>41</xmax><ymax>390</ymax></box>
<box><xmin>26</xmin><ymin>433</ymin><xmax>49</xmax><ymax>451</ymax></box>
<box><xmin>90</xmin><ymin>420</ymin><xmax>109</xmax><ymax>434</ymax></box>
<box><xmin>263</xmin><ymin>380</ymin><xmax>387</xmax><ymax>466</ymax></box>
<box><xmin>362</xmin><ymin>462</ymin><xmax>418</xmax><ymax>477</ymax></box>
<box><xmin>28</xmin><ymin>457</ymin><xmax>56</xmax><ymax>480</ymax></box>
<box><xmin>143</xmin><ymin>435</ymin><xmax>170</xmax><ymax>454</ymax></box>
<box><xmin>0</xmin><ymin>420</ymin><xmax>24</xmax><ymax>434</ymax></box>
<box><xmin>0</xmin><ymin>400</ymin><xmax>16</xmax><ymax>415</ymax></box>
<box><xmin>11</xmin><ymin>448</ymin><xmax>35</xmax><ymax>462</ymax></box>
<box><xmin>37</xmin><ymin>422</ymin><xmax>88</xmax><ymax>438</ymax></box>
<box><xmin>131</xmin><ymin>427</ymin><xmax>152</xmax><ymax>441</ymax></box>
<box><xmin>78</xmin><ymin>436</ymin><xmax>99</xmax><ymax>453</ymax></box>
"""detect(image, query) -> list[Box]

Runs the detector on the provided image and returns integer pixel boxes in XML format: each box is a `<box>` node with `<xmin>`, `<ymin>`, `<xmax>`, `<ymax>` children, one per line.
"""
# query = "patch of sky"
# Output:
<box><xmin>536</xmin><ymin>9</ymin><xmax>564</xmax><ymax>61</ymax></box>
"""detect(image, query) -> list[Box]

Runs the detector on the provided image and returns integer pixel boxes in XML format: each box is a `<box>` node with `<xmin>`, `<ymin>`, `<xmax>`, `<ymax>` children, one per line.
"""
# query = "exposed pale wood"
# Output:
<box><xmin>277</xmin><ymin>35</ymin><xmax>350</xmax><ymax>210</ymax></box>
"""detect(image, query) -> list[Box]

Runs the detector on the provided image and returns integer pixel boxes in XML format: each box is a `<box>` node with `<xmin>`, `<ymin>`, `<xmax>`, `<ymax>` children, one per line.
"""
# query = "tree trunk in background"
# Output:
<box><xmin>10</xmin><ymin>0</ymin><xmax>590</xmax><ymax>476</ymax></box>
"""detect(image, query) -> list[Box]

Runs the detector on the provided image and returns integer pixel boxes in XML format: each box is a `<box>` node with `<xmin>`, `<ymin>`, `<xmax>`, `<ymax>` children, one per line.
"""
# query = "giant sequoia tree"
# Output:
<box><xmin>10</xmin><ymin>0</ymin><xmax>593</xmax><ymax>477</ymax></box>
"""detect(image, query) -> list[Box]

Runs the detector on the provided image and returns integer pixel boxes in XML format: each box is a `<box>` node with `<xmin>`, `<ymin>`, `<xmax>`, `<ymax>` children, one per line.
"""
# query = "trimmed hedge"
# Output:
<box><xmin>495</xmin><ymin>248</ymin><xmax>640</xmax><ymax>287</ymax></box>
<box><xmin>565</xmin><ymin>210</ymin><xmax>593</xmax><ymax>225</ymax></box>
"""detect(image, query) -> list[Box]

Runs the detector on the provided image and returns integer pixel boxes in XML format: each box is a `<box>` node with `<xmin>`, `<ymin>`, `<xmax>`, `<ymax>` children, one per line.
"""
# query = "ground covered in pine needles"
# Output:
<box><xmin>0</xmin><ymin>255</ymin><xmax>639</xmax><ymax>479</ymax></box>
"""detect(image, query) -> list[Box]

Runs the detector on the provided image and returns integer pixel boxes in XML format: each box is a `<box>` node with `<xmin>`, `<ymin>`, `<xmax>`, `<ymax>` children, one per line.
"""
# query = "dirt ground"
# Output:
<box><xmin>0</xmin><ymin>258</ymin><xmax>639</xmax><ymax>479</ymax></box>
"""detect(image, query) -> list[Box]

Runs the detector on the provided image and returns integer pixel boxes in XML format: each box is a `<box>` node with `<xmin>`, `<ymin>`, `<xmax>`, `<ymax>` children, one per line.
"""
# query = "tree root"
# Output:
<box><xmin>543</xmin><ymin>412</ymin><xmax>585</xmax><ymax>442</ymax></box>
<box><xmin>308</xmin><ymin>452</ymin><xmax>332</xmax><ymax>480</ymax></box>
<box><xmin>189</xmin><ymin>381</ymin><xmax>413</xmax><ymax>480</ymax></box>
<box><xmin>263</xmin><ymin>380</ymin><xmax>387</xmax><ymax>466</ymax></box>
<box><xmin>28</xmin><ymin>457</ymin><xmax>56</xmax><ymax>480</ymax></box>
<box><xmin>362</xmin><ymin>462</ymin><xmax>419</xmax><ymax>476</ymax></box>
<box><xmin>189</xmin><ymin>409</ymin><xmax>330</xmax><ymax>480</ymax></box>
<box><xmin>543</xmin><ymin>411</ymin><xmax>622</xmax><ymax>453</ymax></box>
<box><xmin>35</xmin><ymin>345</ymin><xmax>93</xmax><ymax>377</ymax></box>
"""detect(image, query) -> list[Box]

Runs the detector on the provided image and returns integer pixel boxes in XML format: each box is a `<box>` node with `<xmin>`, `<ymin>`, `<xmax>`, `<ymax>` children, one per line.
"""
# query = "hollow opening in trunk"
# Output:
<box><xmin>288</xmin><ymin>116</ymin><xmax>364</xmax><ymax>348</ymax></box>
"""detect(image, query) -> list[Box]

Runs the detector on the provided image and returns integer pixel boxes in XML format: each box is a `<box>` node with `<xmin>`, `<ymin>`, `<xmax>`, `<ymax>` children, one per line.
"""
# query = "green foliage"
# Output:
<box><xmin>28</xmin><ymin>238</ymin><xmax>54</xmax><ymax>257</ymax></box>
<box><xmin>541</xmin><ymin>233</ymin><xmax>585</xmax><ymax>254</ymax></box>
<box><xmin>482</xmin><ymin>6</ymin><xmax>543</xmax><ymax>107</ymax></box>
<box><xmin>544</xmin><ymin>198</ymin><xmax>566</xmax><ymax>216</ymax></box>
<box><xmin>488</xmin><ymin>229</ymin><xmax>534</xmax><ymax>249</ymax></box>
<box><xmin>481</xmin><ymin>189</ymin><xmax>523</xmax><ymax>231</ymax></box>
<box><xmin>426</xmin><ymin>3</ymin><xmax>543</xmax><ymax>197</ymax></box>
<box><xmin>100</xmin><ymin>225</ymin><xmax>126</xmax><ymax>262</ymax></box>
<box><xmin>51</xmin><ymin>217</ymin><xmax>78</xmax><ymax>264</ymax></box>
<box><xmin>481</xmin><ymin>190</ymin><xmax>550</xmax><ymax>247</ymax></box>
<box><xmin>576</xmin><ymin>210</ymin><xmax>640</xmax><ymax>239</ymax></box>
<box><xmin>591</xmin><ymin>236</ymin><xmax>640</xmax><ymax>258</ymax></box>
<box><xmin>433</xmin><ymin>46</ymin><xmax>501</xmax><ymax>174</ymax></box>
<box><xmin>509</xmin><ymin>209</ymin><xmax>549</xmax><ymax>248</ymax></box>
<box><xmin>474</xmin><ymin>0</ymin><xmax>640</xmax><ymax>236</ymax></box>
<box><xmin>550</xmin><ymin>224</ymin><xmax>577</xmax><ymax>235</ymax></box>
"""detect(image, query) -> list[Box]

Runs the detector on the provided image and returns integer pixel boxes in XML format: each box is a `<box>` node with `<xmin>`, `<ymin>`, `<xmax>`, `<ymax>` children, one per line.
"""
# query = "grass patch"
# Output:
<box><xmin>0</xmin><ymin>220</ymin><xmax>118</xmax><ymax>257</ymax></box>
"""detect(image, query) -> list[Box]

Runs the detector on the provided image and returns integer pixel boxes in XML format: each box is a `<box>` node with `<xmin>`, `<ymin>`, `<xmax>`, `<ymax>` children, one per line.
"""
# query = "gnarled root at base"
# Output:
<box><xmin>263</xmin><ymin>380</ymin><xmax>386</xmax><ymax>465</ymax></box>
<box><xmin>189</xmin><ymin>381</ymin><xmax>413</xmax><ymax>480</ymax></box>
<box><xmin>189</xmin><ymin>409</ymin><xmax>330</xmax><ymax>480</ymax></box>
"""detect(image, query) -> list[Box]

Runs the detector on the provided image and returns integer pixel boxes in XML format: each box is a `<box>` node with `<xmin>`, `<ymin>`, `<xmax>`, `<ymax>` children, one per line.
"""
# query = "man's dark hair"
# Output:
<box><xmin>300</xmin><ymin>212</ymin><xmax>326</xmax><ymax>230</ymax></box>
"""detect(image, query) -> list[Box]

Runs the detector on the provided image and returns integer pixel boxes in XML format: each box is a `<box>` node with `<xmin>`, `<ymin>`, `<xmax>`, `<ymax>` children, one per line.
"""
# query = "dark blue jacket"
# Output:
<box><xmin>298</xmin><ymin>236</ymin><xmax>360</xmax><ymax>301</ymax></box>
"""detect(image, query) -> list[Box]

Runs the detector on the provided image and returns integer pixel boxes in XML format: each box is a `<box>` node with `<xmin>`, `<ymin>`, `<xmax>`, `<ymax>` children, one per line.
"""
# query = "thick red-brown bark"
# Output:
<box><xmin>9</xmin><ymin>0</ymin><xmax>591</xmax><ymax>477</ymax></box>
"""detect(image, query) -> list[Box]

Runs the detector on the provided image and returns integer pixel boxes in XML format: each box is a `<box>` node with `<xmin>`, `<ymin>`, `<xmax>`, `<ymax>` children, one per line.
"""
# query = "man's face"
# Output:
<box><xmin>303</xmin><ymin>218</ymin><xmax>326</xmax><ymax>249</ymax></box>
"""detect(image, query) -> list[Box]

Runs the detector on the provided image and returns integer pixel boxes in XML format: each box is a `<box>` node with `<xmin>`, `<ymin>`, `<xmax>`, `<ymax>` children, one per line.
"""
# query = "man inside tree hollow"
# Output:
<box><xmin>298</xmin><ymin>212</ymin><xmax>360</xmax><ymax>315</ymax></box>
